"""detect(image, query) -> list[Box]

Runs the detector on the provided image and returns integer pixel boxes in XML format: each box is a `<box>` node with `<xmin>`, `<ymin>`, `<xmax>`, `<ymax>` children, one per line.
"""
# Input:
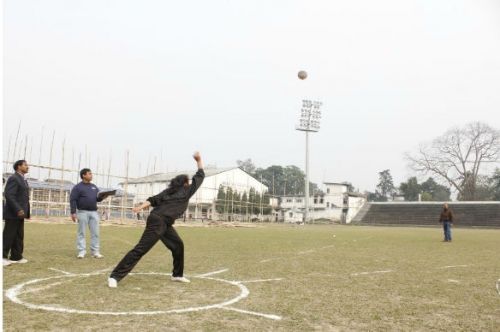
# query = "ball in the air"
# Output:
<box><xmin>298</xmin><ymin>70</ymin><xmax>308</xmax><ymax>80</ymax></box>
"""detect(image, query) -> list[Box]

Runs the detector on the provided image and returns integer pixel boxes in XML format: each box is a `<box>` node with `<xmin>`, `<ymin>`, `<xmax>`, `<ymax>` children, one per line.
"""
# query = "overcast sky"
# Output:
<box><xmin>3</xmin><ymin>0</ymin><xmax>500</xmax><ymax>191</ymax></box>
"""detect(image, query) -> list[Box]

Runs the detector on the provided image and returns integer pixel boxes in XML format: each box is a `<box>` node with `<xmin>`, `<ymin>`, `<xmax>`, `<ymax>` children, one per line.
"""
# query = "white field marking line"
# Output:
<box><xmin>259</xmin><ymin>244</ymin><xmax>334</xmax><ymax>263</ymax></box>
<box><xmin>6</xmin><ymin>268</ymin><xmax>283</xmax><ymax>320</ymax></box>
<box><xmin>237</xmin><ymin>278</ymin><xmax>284</xmax><ymax>283</ymax></box>
<box><xmin>438</xmin><ymin>265</ymin><xmax>469</xmax><ymax>269</ymax></box>
<box><xmin>48</xmin><ymin>268</ymin><xmax>75</xmax><ymax>275</ymax></box>
<box><xmin>220</xmin><ymin>306</ymin><xmax>282</xmax><ymax>321</ymax></box>
<box><xmin>447</xmin><ymin>279</ymin><xmax>460</xmax><ymax>284</ymax></box>
<box><xmin>94</xmin><ymin>267</ymin><xmax>113</xmax><ymax>274</ymax></box>
<box><xmin>20</xmin><ymin>280</ymin><xmax>73</xmax><ymax>295</ymax></box>
<box><xmin>496</xmin><ymin>279</ymin><xmax>500</xmax><ymax>295</ymax></box>
<box><xmin>195</xmin><ymin>269</ymin><xmax>229</xmax><ymax>277</ymax></box>
<box><xmin>351</xmin><ymin>270</ymin><xmax>393</xmax><ymax>277</ymax></box>
<box><xmin>259</xmin><ymin>259</ymin><xmax>275</xmax><ymax>263</ymax></box>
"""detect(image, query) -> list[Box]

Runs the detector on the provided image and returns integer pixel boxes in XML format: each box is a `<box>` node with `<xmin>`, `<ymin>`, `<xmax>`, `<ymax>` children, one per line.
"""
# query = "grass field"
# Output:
<box><xmin>3</xmin><ymin>222</ymin><xmax>500</xmax><ymax>331</ymax></box>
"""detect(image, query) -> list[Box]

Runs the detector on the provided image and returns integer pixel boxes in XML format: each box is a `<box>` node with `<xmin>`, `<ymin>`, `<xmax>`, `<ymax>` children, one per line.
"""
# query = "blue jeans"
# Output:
<box><xmin>443</xmin><ymin>221</ymin><xmax>452</xmax><ymax>241</ymax></box>
<box><xmin>76</xmin><ymin>210</ymin><xmax>100</xmax><ymax>255</ymax></box>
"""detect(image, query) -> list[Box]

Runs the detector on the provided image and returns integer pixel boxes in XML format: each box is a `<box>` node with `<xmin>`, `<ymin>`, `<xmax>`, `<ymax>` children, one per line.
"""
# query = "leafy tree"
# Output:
<box><xmin>421</xmin><ymin>177</ymin><xmax>451</xmax><ymax>201</ymax></box>
<box><xmin>253</xmin><ymin>192</ymin><xmax>261</xmax><ymax>214</ymax></box>
<box><xmin>421</xmin><ymin>192</ymin><xmax>433</xmax><ymax>201</ymax></box>
<box><xmin>253</xmin><ymin>165</ymin><xmax>318</xmax><ymax>196</ymax></box>
<box><xmin>215</xmin><ymin>185</ymin><xmax>226</xmax><ymax>213</ymax></box>
<box><xmin>399</xmin><ymin>177</ymin><xmax>421</xmax><ymax>201</ymax></box>
<box><xmin>376</xmin><ymin>169</ymin><xmax>395</xmax><ymax>200</ymax></box>
<box><xmin>490</xmin><ymin>168</ymin><xmax>500</xmax><ymax>201</ymax></box>
<box><xmin>249</xmin><ymin>188</ymin><xmax>256</xmax><ymax>214</ymax></box>
<box><xmin>233</xmin><ymin>191</ymin><xmax>241</xmax><ymax>214</ymax></box>
<box><xmin>241</xmin><ymin>192</ymin><xmax>248</xmax><ymax>215</ymax></box>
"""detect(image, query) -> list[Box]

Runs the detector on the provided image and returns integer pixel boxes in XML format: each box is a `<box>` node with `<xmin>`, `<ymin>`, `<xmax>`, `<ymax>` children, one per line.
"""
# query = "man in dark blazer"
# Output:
<box><xmin>3</xmin><ymin>160</ymin><xmax>31</xmax><ymax>266</ymax></box>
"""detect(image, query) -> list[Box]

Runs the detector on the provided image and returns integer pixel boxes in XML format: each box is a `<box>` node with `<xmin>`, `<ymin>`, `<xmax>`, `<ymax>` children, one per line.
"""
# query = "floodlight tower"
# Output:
<box><xmin>295</xmin><ymin>99</ymin><xmax>322</xmax><ymax>223</ymax></box>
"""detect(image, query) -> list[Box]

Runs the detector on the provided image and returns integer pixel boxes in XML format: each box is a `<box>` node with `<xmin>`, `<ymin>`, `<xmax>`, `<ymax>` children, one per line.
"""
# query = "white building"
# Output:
<box><xmin>278</xmin><ymin>182</ymin><xmax>366</xmax><ymax>223</ymax></box>
<box><xmin>123</xmin><ymin>167</ymin><xmax>274</xmax><ymax>220</ymax></box>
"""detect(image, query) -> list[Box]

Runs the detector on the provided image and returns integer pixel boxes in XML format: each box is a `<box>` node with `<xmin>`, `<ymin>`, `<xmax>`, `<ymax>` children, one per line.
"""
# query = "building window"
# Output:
<box><xmin>296</xmin><ymin>199</ymin><xmax>302</xmax><ymax>203</ymax></box>
<box><xmin>320</xmin><ymin>198</ymin><xmax>324</xmax><ymax>204</ymax></box>
<box><xmin>289</xmin><ymin>212</ymin><xmax>293</xmax><ymax>217</ymax></box>
<box><xmin>327</xmin><ymin>188</ymin><xmax>330</xmax><ymax>194</ymax></box>
<box><xmin>314</xmin><ymin>198</ymin><xmax>318</xmax><ymax>204</ymax></box>
<box><xmin>326</xmin><ymin>202</ymin><xmax>330</xmax><ymax>208</ymax></box>
<box><xmin>286</xmin><ymin>199</ymin><xmax>292</xmax><ymax>203</ymax></box>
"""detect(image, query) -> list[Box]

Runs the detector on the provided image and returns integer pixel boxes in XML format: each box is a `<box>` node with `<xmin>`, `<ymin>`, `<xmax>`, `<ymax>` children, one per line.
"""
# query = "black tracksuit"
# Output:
<box><xmin>110</xmin><ymin>169</ymin><xmax>204</xmax><ymax>282</ymax></box>
<box><xmin>3</xmin><ymin>173</ymin><xmax>31</xmax><ymax>261</ymax></box>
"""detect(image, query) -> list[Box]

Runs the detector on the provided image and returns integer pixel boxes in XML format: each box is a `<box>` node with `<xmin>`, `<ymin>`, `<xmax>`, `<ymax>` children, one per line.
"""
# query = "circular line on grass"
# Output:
<box><xmin>5</xmin><ymin>271</ymin><xmax>249</xmax><ymax>316</ymax></box>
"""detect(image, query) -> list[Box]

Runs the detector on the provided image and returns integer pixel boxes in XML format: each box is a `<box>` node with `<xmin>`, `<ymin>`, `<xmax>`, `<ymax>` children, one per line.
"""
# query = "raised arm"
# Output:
<box><xmin>188</xmin><ymin>151</ymin><xmax>205</xmax><ymax>197</ymax></box>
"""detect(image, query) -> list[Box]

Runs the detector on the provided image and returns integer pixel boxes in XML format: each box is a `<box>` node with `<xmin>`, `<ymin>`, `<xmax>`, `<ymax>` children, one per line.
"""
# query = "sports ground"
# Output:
<box><xmin>3</xmin><ymin>222</ymin><xmax>500</xmax><ymax>331</ymax></box>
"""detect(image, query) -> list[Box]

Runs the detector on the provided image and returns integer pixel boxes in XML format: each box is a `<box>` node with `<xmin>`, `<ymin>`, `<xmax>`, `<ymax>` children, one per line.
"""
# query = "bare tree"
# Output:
<box><xmin>406</xmin><ymin>122</ymin><xmax>500</xmax><ymax>200</ymax></box>
<box><xmin>236</xmin><ymin>158</ymin><xmax>256</xmax><ymax>174</ymax></box>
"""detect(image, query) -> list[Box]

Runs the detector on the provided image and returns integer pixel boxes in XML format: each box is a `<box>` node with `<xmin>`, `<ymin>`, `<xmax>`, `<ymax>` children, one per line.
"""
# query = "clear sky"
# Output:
<box><xmin>3</xmin><ymin>0</ymin><xmax>500</xmax><ymax>191</ymax></box>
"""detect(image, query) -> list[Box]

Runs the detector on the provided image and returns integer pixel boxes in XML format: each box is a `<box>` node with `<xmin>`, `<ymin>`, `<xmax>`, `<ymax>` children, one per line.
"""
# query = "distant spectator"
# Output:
<box><xmin>439</xmin><ymin>203</ymin><xmax>454</xmax><ymax>242</ymax></box>
<box><xmin>70</xmin><ymin>168</ymin><xmax>111</xmax><ymax>259</ymax></box>
<box><xmin>3</xmin><ymin>160</ymin><xmax>31</xmax><ymax>266</ymax></box>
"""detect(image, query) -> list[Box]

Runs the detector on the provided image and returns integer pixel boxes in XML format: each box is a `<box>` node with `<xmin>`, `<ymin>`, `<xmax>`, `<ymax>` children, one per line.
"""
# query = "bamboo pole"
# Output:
<box><xmin>5</xmin><ymin>134</ymin><xmax>12</xmax><ymax>171</ymax></box>
<box><xmin>46</xmin><ymin>130</ymin><xmax>55</xmax><ymax>218</ymax></box>
<box><xmin>12</xmin><ymin>121</ymin><xmax>21</xmax><ymax>162</ymax></box>
<box><xmin>59</xmin><ymin>137</ymin><xmax>66</xmax><ymax>214</ymax></box>
<box><xmin>120</xmin><ymin>150</ymin><xmax>130</xmax><ymax>223</ymax></box>
<box><xmin>38</xmin><ymin>126</ymin><xmax>45</xmax><ymax>180</ymax></box>
<box><xmin>28</xmin><ymin>136</ymin><xmax>34</xmax><ymax>163</ymax></box>
<box><xmin>106</xmin><ymin>150</ymin><xmax>112</xmax><ymax>221</ymax></box>
<box><xmin>23</xmin><ymin>134</ymin><xmax>28</xmax><ymax>159</ymax></box>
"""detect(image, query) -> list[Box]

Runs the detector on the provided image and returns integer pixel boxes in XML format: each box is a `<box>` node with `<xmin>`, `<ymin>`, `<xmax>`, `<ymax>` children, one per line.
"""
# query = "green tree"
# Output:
<box><xmin>241</xmin><ymin>192</ymin><xmax>248</xmax><ymax>216</ymax></box>
<box><xmin>490</xmin><ymin>168</ymin><xmax>500</xmax><ymax>201</ymax></box>
<box><xmin>376</xmin><ymin>169</ymin><xmax>395</xmax><ymax>200</ymax></box>
<box><xmin>262</xmin><ymin>191</ymin><xmax>272</xmax><ymax>215</ymax></box>
<box><xmin>253</xmin><ymin>165</ymin><xmax>318</xmax><ymax>196</ymax></box>
<box><xmin>233</xmin><ymin>191</ymin><xmax>241</xmax><ymax>214</ymax></box>
<box><xmin>421</xmin><ymin>192</ymin><xmax>433</xmax><ymax>201</ymax></box>
<box><xmin>226</xmin><ymin>187</ymin><xmax>234</xmax><ymax>215</ymax></box>
<box><xmin>421</xmin><ymin>178</ymin><xmax>451</xmax><ymax>201</ymax></box>
<box><xmin>249</xmin><ymin>188</ymin><xmax>256</xmax><ymax>214</ymax></box>
<box><xmin>253</xmin><ymin>192</ymin><xmax>261</xmax><ymax>214</ymax></box>
<box><xmin>216</xmin><ymin>185</ymin><xmax>226</xmax><ymax>214</ymax></box>
<box><xmin>399</xmin><ymin>177</ymin><xmax>421</xmax><ymax>201</ymax></box>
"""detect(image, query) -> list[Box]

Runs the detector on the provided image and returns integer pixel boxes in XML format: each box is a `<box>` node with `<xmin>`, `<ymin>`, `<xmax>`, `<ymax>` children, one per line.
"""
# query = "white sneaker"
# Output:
<box><xmin>171</xmin><ymin>276</ymin><xmax>190</xmax><ymax>283</ymax></box>
<box><xmin>3</xmin><ymin>259</ymin><xmax>13</xmax><ymax>266</ymax></box>
<box><xmin>77</xmin><ymin>253</ymin><xmax>85</xmax><ymax>259</ymax></box>
<box><xmin>108</xmin><ymin>277</ymin><xmax>118</xmax><ymax>288</ymax></box>
<box><xmin>92</xmin><ymin>253</ymin><xmax>104</xmax><ymax>259</ymax></box>
<box><xmin>11</xmin><ymin>258</ymin><xmax>28</xmax><ymax>264</ymax></box>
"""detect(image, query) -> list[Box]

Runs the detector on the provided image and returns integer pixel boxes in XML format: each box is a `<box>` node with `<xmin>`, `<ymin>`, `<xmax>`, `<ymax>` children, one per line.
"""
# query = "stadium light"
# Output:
<box><xmin>295</xmin><ymin>99</ymin><xmax>322</xmax><ymax>223</ymax></box>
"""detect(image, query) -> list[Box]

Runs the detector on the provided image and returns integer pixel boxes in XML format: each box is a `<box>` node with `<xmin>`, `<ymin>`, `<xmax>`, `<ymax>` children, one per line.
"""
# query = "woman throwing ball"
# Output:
<box><xmin>108</xmin><ymin>152</ymin><xmax>204</xmax><ymax>287</ymax></box>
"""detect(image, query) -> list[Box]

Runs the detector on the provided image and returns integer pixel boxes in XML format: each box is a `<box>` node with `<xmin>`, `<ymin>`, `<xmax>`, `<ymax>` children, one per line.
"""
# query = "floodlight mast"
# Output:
<box><xmin>295</xmin><ymin>100</ymin><xmax>322</xmax><ymax>223</ymax></box>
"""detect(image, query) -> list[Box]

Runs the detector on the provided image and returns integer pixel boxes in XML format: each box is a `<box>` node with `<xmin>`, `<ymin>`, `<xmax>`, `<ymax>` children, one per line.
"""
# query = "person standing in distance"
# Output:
<box><xmin>70</xmin><ymin>168</ymin><xmax>105</xmax><ymax>259</ymax></box>
<box><xmin>3</xmin><ymin>160</ymin><xmax>31</xmax><ymax>266</ymax></box>
<box><xmin>439</xmin><ymin>203</ymin><xmax>454</xmax><ymax>242</ymax></box>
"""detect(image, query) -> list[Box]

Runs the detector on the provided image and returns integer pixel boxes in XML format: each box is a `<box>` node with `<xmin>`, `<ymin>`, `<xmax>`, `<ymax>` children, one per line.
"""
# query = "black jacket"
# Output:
<box><xmin>147</xmin><ymin>169</ymin><xmax>205</xmax><ymax>223</ymax></box>
<box><xmin>3</xmin><ymin>173</ymin><xmax>31</xmax><ymax>220</ymax></box>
